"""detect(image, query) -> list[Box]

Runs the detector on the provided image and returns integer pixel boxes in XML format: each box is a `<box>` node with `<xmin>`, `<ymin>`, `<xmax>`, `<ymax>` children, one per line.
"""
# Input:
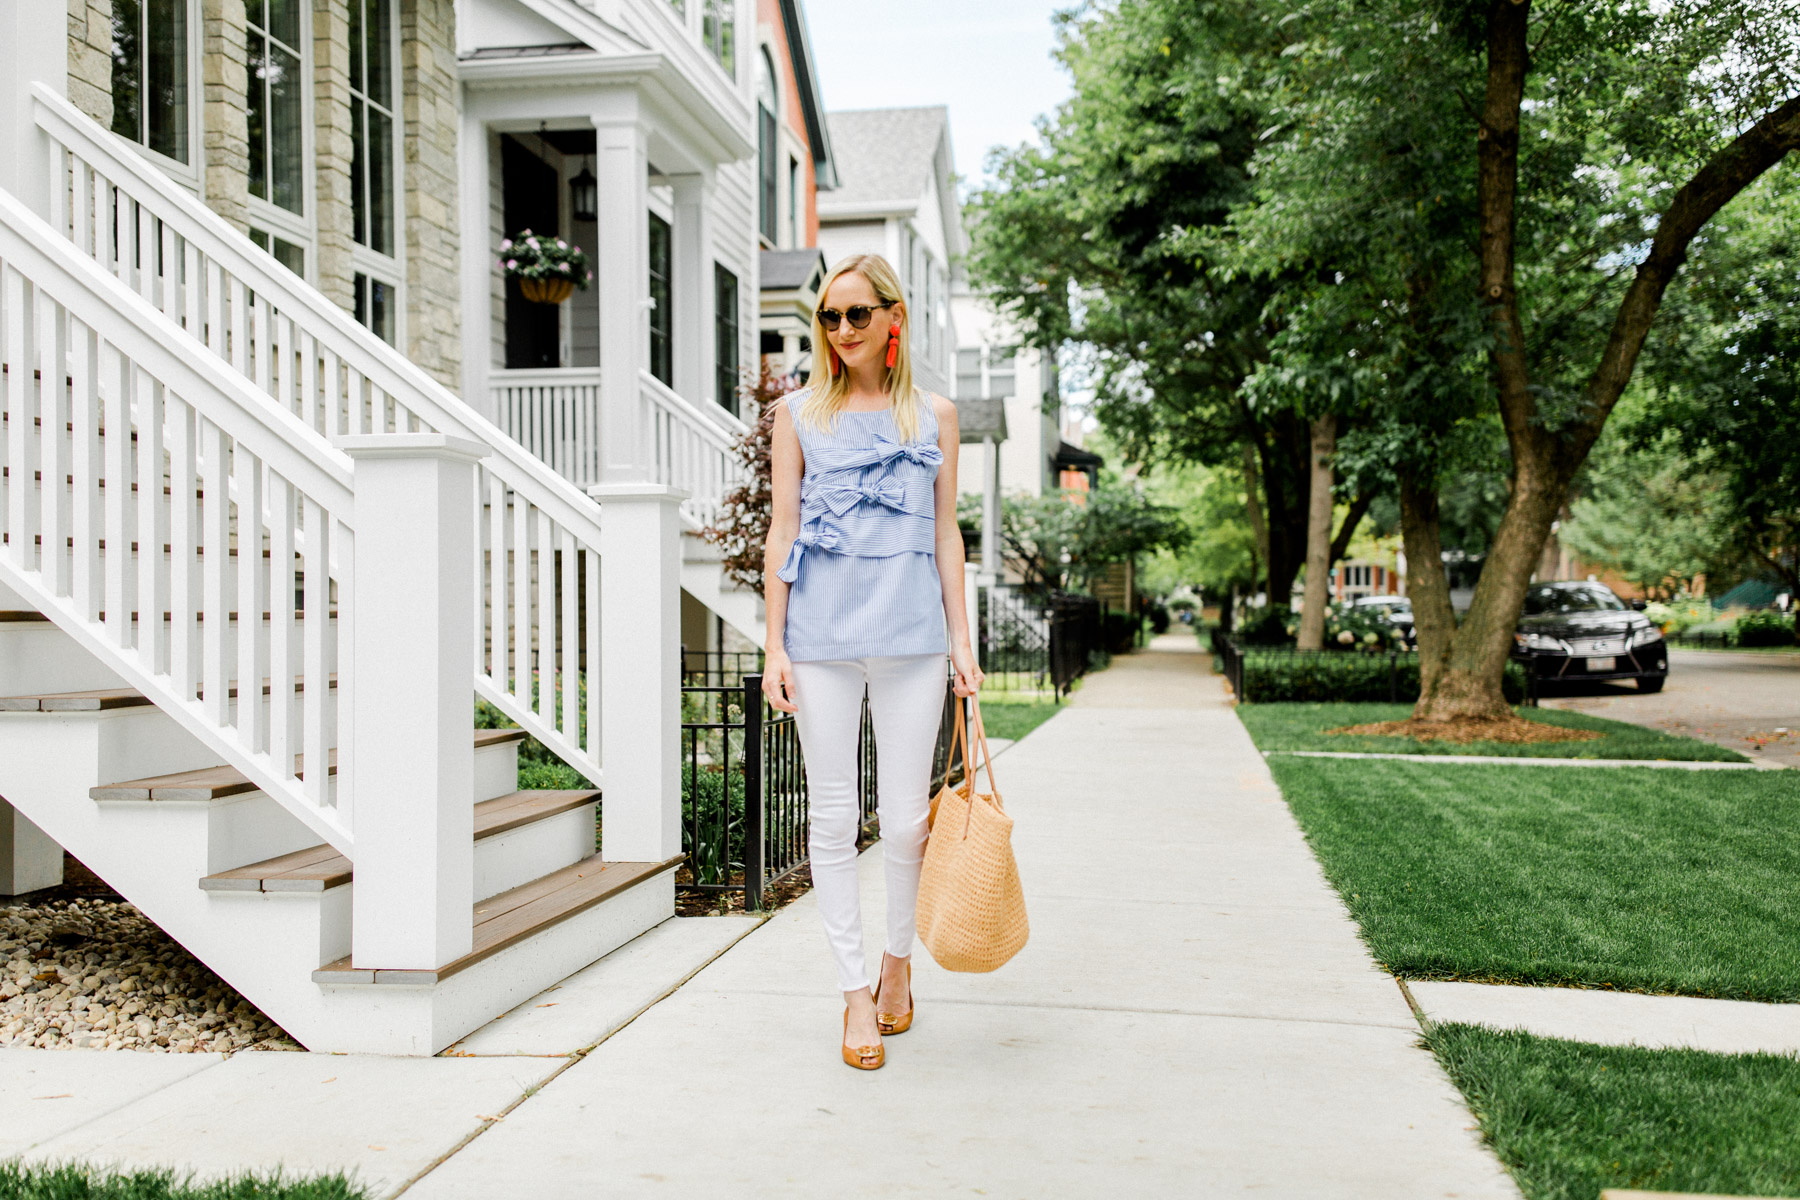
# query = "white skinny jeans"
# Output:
<box><xmin>791</xmin><ymin>654</ymin><xmax>946</xmax><ymax>993</ymax></box>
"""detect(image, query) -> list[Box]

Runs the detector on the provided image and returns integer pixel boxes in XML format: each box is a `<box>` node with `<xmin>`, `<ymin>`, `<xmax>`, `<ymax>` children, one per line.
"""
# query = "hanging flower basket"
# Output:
<box><xmin>519</xmin><ymin>277</ymin><xmax>576</xmax><ymax>305</ymax></box>
<box><xmin>499</xmin><ymin>228</ymin><xmax>592</xmax><ymax>305</ymax></box>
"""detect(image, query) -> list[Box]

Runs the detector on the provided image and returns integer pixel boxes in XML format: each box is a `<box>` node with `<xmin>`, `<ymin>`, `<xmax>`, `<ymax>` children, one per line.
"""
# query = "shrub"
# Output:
<box><xmin>1147</xmin><ymin>601</ymin><xmax>1171</xmax><ymax>634</ymax></box>
<box><xmin>1238</xmin><ymin>650</ymin><xmax>1527</xmax><ymax>703</ymax></box>
<box><xmin>1643</xmin><ymin>597</ymin><xmax>1717</xmax><ymax>634</ymax></box>
<box><xmin>1237</xmin><ymin>606</ymin><xmax>1293</xmax><ymax>645</ymax></box>
<box><xmin>1735</xmin><ymin>609</ymin><xmax>1797</xmax><ymax>647</ymax></box>
<box><xmin>498</xmin><ymin>229</ymin><xmax>592</xmax><ymax>289</ymax></box>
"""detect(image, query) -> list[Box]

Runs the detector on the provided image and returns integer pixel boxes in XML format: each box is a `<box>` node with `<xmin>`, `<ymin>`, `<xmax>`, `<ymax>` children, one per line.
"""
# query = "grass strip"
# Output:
<box><xmin>1240</xmin><ymin>702</ymin><xmax>1745</xmax><ymax>761</ymax></box>
<box><xmin>1269</xmin><ymin>756</ymin><xmax>1800</xmax><ymax>1000</ymax></box>
<box><xmin>1427</xmin><ymin>1023</ymin><xmax>1800</xmax><ymax>1200</ymax></box>
<box><xmin>976</xmin><ymin>699</ymin><xmax>1062</xmax><ymax>743</ymax></box>
<box><xmin>0</xmin><ymin>1163</ymin><xmax>367</xmax><ymax>1200</ymax></box>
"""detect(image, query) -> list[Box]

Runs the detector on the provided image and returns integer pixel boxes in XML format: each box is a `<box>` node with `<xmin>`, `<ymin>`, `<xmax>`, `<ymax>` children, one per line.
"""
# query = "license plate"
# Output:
<box><xmin>1588</xmin><ymin>656</ymin><xmax>1616</xmax><ymax>672</ymax></box>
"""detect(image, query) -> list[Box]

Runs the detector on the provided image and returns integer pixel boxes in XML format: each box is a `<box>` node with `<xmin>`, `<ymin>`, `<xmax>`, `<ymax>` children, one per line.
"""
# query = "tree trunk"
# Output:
<box><xmin>1296</xmin><ymin>414</ymin><xmax>1337</xmax><ymax>650</ymax></box>
<box><xmin>1414</xmin><ymin>3</ymin><xmax>1799</xmax><ymax>720</ymax></box>
<box><xmin>1240</xmin><ymin>440</ymin><xmax>1270</xmax><ymax>598</ymax></box>
<box><xmin>1329</xmin><ymin>492</ymin><xmax>1375</xmax><ymax>570</ymax></box>
<box><xmin>1398</xmin><ymin>472</ymin><xmax>1458</xmax><ymax>699</ymax></box>
<box><xmin>1256</xmin><ymin>415</ymin><xmax>1310</xmax><ymax>610</ymax></box>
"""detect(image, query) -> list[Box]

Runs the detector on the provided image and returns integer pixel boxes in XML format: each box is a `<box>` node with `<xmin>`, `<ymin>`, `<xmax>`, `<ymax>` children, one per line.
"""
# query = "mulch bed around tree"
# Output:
<box><xmin>1327</xmin><ymin>716</ymin><xmax>1606</xmax><ymax>745</ymax></box>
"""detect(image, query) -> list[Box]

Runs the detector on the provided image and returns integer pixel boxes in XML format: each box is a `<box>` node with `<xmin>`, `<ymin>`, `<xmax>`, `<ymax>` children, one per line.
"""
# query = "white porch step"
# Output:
<box><xmin>199</xmin><ymin>786</ymin><xmax>601</xmax><ymax>902</ymax></box>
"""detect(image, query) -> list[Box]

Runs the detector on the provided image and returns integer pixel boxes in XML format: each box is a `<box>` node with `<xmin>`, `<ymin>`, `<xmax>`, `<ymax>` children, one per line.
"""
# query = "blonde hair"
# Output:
<box><xmin>800</xmin><ymin>253</ymin><xmax>924</xmax><ymax>443</ymax></box>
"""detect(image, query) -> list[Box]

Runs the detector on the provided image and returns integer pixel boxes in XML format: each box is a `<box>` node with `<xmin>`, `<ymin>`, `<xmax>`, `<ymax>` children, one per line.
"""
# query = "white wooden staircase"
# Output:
<box><xmin>0</xmin><ymin>86</ymin><xmax>737</xmax><ymax>1054</ymax></box>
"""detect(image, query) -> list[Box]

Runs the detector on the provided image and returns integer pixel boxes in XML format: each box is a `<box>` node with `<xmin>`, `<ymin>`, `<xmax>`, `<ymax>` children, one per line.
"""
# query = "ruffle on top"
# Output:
<box><xmin>776</xmin><ymin>397</ymin><xmax>942</xmax><ymax>585</ymax></box>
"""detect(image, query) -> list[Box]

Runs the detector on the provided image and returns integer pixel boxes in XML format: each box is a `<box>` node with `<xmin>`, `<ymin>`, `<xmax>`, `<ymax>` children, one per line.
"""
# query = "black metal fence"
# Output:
<box><xmin>680</xmin><ymin>666</ymin><xmax>963</xmax><ymax>910</ymax></box>
<box><xmin>682</xmin><ymin>648</ymin><xmax>764</xmax><ymax>686</ymax></box>
<box><xmin>979</xmin><ymin>585</ymin><xmax>1103</xmax><ymax>699</ymax></box>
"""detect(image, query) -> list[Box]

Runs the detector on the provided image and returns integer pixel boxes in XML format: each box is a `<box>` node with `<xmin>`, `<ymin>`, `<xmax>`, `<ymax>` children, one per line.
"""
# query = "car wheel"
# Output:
<box><xmin>1636</xmin><ymin>675</ymin><xmax>1665</xmax><ymax>693</ymax></box>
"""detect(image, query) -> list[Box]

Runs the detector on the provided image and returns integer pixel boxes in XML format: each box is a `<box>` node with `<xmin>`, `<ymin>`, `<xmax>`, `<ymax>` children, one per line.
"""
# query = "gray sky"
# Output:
<box><xmin>803</xmin><ymin>2</ymin><xmax>1073</xmax><ymax>192</ymax></box>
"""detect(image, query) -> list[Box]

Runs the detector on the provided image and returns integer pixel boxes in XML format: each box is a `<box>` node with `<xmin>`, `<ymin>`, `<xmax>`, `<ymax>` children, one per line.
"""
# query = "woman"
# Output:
<box><xmin>762</xmin><ymin>253</ymin><xmax>983</xmax><ymax>1071</ymax></box>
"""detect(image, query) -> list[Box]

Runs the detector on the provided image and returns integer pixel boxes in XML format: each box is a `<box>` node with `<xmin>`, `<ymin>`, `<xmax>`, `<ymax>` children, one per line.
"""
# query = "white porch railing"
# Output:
<box><xmin>637</xmin><ymin>371</ymin><xmax>747</xmax><ymax>529</ymax></box>
<box><xmin>33</xmin><ymin>85</ymin><xmax>607</xmax><ymax>783</ymax></box>
<box><xmin>0</xmin><ymin>187</ymin><xmax>356</xmax><ymax>853</ymax></box>
<box><xmin>491</xmin><ymin>367</ymin><xmax>748</xmax><ymax>530</ymax></box>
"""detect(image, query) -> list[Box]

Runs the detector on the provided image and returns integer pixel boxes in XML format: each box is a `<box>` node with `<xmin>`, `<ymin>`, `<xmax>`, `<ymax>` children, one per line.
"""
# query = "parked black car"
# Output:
<box><xmin>1512</xmin><ymin>581</ymin><xmax>1668</xmax><ymax>692</ymax></box>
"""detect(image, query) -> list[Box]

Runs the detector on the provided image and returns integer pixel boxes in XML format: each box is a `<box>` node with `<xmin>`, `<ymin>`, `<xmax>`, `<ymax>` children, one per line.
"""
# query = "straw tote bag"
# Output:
<box><xmin>917</xmin><ymin>698</ymin><xmax>1029</xmax><ymax>972</ymax></box>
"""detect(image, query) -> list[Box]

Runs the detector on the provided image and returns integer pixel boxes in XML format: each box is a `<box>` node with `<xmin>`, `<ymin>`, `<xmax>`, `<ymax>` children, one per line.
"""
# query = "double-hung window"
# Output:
<box><xmin>703</xmin><ymin>0</ymin><xmax>736</xmax><ymax>75</ymax></box>
<box><xmin>756</xmin><ymin>50</ymin><xmax>778</xmax><ymax>244</ymax></box>
<box><xmin>246</xmin><ymin>0</ymin><xmax>305</xmax><ymax>215</ymax></box>
<box><xmin>648</xmin><ymin>214</ymin><xmax>673</xmax><ymax>386</ymax></box>
<box><xmin>349</xmin><ymin>0</ymin><xmax>401</xmax><ymax>343</ymax></box>
<box><xmin>714</xmin><ymin>265</ymin><xmax>739</xmax><ymax>413</ymax></box>
<box><xmin>110</xmin><ymin>0</ymin><xmax>193</xmax><ymax>167</ymax></box>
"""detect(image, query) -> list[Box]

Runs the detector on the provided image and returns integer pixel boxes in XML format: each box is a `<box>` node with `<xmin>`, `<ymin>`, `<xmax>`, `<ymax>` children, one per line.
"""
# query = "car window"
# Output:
<box><xmin>1523</xmin><ymin>585</ymin><xmax>1626</xmax><ymax>615</ymax></box>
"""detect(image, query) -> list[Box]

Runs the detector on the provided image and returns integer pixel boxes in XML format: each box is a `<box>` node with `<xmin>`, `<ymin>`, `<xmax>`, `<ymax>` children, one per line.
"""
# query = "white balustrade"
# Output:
<box><xmin>493</xmin><ymin>368</ymin><xmax>605</xmax><ymax>487</ymax></box>
<box><xmin>0</xmin><ymin>187</ymin><xmax>355</xmax><ymax>852</ymax></box>
<box><xmin>33</xmin><ymin>84</ymin><xmax>605</xmax><ymax>786</ymax></box>
<box><xmin>636</xmin><ymin>370</ymin><xmax>748</xmax><ymax>528</ymax></box>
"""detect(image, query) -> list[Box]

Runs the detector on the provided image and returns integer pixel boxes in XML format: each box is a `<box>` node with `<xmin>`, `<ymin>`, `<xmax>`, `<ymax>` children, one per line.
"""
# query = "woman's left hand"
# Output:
<box><xmin>951</xmin><ymin>641</ymin><xmax>985</xmax><ymax>698</ymax></box>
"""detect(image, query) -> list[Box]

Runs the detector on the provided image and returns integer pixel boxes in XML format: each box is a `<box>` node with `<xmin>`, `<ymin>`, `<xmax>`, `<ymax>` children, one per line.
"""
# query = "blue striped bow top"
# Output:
<box><xmin>778</xmin><ymin>388</ymin><xmax>948</xmax><ymax>662</ymax></box>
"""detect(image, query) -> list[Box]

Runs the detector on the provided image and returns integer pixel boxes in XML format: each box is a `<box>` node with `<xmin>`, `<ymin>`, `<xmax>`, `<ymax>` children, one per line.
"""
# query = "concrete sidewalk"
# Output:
<box><xmin>4</xmin><ymin>637</ymin><xmax>1522</xmax><ymax>1197</ymax></box>
<box><xmin>406</xmin><ymin>635</ymin><xmax>1518</xmax><ymax>1199</ymax></box>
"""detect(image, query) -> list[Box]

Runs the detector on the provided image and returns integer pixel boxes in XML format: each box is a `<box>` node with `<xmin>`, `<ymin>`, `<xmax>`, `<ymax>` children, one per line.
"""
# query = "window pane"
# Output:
<box><xmin>715</xmin><ymin>264</ymin><xmax>738</xmax><ymax>412</ymax></box>
<box><xmin>267</xmin><ymin>0</ymin><xmax>301</xmax><ymax>49</ymax></box>
<box><xmin>272</xmin><ymin>237</ymin><xmax>304</xmax><ymax>276</ymax></box>
<box><xmin>369</xmin><ymin>108</ymin><xmax>394</xmax><ymax>255</ymax></box>
<box><xmin>109</xmin><ymin>0</ymin><xmax>143</xmax><ymax>143</ymax></box>
<box><xmin>246</xmin><ymin>30</ymin><xmax>267</xmax><ymax>201</ymax></box>
<box><xmin>143</xmin><ymin>0</ymin><xmax>189</xmax><ymax>163</ymax></box>
<box><xmin>648</xmin><ymin>214</ymin><xmax>672</xmax><ymax>386</ymax></box>
<box><xmin>269</xmin><ymin>44</ymin><xmax>304</xmax><ymax>213</ymax></box>
<box><xmin>369</xmin><ymin>277</ymin><xmax>395</xmax><ymax>344</ymax></box>
<box><xmin>347</xmin><ymin>0</ymin><xmax>363</xmax><ymax>94</ymax></box>
<box><xmin>350</xmin><ymin>97</ymin><xmax>367</xmax><ymax>245</ymax></box>
<box><xmin>367</xmin><ymin>0</ymin><xmax>392</xmax><ymax>111</ymax></box>
<box><xmin>758</xmin><ymin>108</ymin><xmax>777</xmax><ymax>241</ymax></box>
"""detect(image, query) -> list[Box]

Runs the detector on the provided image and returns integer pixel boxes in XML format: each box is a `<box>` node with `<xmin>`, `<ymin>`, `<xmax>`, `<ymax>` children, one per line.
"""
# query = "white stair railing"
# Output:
<box><xmin>0</xmin><ymin>187</ymin><xmax>356</xmax><ymax>853</ymax></box>
<box><xmin>637</xmin><ymin>371</ymin><xmax>747</xmax><ymax>529</ymax></box>
<box><xmin>32</xmin><ymin>85</ymin><xmax>613</xmax><ymax>782</ymax></box>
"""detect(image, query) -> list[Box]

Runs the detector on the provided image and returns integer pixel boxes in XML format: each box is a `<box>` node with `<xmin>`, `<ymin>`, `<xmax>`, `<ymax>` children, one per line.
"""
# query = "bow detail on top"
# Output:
<box><xmin>818</xmin><ymin>479</ymin><xmax>906</xmax><ymax>517</ymax></box>
<box><xmin>775</xmin><ymin>525</ymin><xmax>842</xmax><ymax>583</ymax></box>
<box><xmin>873</xmin><ymin>433</ymin><xmax>944</xmax><ymax>468</ymax></box>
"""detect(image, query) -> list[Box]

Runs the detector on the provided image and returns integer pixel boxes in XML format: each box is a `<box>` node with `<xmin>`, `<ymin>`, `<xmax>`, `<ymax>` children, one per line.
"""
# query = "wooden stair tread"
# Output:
<box><xmin>1</xmin><ymin>675</ymin><xmax>337</xmax><ymax>714</ymax></box>
<box><xmin>199</xmin><ymin>789</ymin><xmax>600</xmax><ymax>893</ymax></box>
<box><xmin>0</xmin><ymin>612</ymin><xmax>51</xmax><ymax>623</ymax></box>
<box><xmin>311</xmin><ymin>853</ymin><xmax>683</xmax><ymax>985</ymax></box>
<box><xmin>96</xmin><ymin>728</ymin><xmax>530</xmax><ymax>801</ymax></box>
<box><xmin>0</xmin><ymin>688</ymin><xmax>152</xmax><ymax>712</ymax></box>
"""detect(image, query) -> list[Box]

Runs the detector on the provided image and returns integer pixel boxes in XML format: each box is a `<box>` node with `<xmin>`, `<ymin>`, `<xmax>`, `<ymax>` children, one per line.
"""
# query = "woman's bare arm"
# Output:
<box><xmin>932</xmin><ymin>395</ymin><xmax>984</xmax><ymax>697</ymax></box>
<box><xmin>761</xmin><ymin>401</ymin><xmax>804</xmax><ymax>712</ymax></box>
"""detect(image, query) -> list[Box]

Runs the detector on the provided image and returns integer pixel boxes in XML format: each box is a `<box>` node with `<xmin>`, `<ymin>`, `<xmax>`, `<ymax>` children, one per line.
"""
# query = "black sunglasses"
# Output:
<box><xmin>815</xmin><ymin>301</ymin><xmax>894</xmax><ymax>331</ymax></box>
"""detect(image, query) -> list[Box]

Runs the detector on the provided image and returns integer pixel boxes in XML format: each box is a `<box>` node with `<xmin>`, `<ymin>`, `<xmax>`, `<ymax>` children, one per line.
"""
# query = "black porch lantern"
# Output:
<box><xmin>570</xmin><ymin>158</ymin><xmax>598</xmax><ymax>222</ymax></box>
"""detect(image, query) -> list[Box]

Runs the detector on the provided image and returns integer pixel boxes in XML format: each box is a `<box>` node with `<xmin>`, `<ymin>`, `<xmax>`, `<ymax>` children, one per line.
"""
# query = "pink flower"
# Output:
<box><xmin>586</xmin><ymin>271</ymin><xmax>594</xmax><ymax>282</ymax></box>
<box><xmin>556</xmin><ymin>239</ymin><xmax>567</xmax><ymax>249</ymax></box>
<box><xmin>557</xmin><ymin>262</ymin><xmax>570</xmax><ymax>272</ymax></box>
<box><xmin>506</xmin><ymin>259</ymin><xmax>518</xmax><ymax>270</ymax></box>
<box><xmin>499</xmin><ymin>238</ymin><xmax>513</xmax><ymax>251</ymax></box>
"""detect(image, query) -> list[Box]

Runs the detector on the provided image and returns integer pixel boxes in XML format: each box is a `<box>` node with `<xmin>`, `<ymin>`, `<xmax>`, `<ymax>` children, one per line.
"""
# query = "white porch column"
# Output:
<box><xmin>981</xmin><ymin>436</ymin><xmax>1002</xmax><ymax>585</ymax></box>
<box><xmin>669</xmin><ymin>171</ymin><xmax>713</xmax><ymax>405</ymax></box>
<box><xmin>593</xmin><ymin>110</ymin><xmax>650</xmax><ymax>483</ymax></box>
<box><xmin>0</xmin><ymin>9</ymin><xmax>66</xmax><ymax>217</ymax></box>
<box><xmin>589</xmin><ymin>483</ymin><xmax>685</xmax><ymax>863</ymax></box>
<box><xmin>338</xmin><ymin>433</ymin><xmax>485</xmax><ymax>970</ymax></box>
<box><xmin>458</xmin><ymin>113</ymin><xmax>493</xmax><ymax>415</ymax></box>
<box><xmin>0</xmin><ymin>800</ymin><xmax>62</xmax><ymax>896</ymax></box>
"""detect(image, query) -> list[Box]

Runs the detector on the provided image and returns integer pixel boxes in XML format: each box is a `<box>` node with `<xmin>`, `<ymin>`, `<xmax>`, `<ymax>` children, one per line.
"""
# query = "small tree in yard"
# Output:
<box><xmin>703</xmin><ymin>365</ymin><xmax>789</xmax><ymax>595</ymax></box>
<box><xmin>995</xmin><ymin>486</ymin><xmax>1191</xmax><ymax>594</ymax></box>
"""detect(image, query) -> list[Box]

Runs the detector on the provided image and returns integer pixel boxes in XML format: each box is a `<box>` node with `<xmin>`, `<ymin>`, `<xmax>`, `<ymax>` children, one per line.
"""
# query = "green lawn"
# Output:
<box><xmin>0</xmin><ymin>1164</ymin><xmax>367</xmax><ymax>1200</ymax></box>
<box><xmin>976</xmin><ymin>698</ymin><xmax>1062</xmax><ymax>743</ymax></box>
<box><xmin>1429</xmin><ymin>1024</ymin><xmax>1800</xmax><ymax>1200</ymax></box>
<box><xmin>1239</xmin><ymin>701</ymin><xmax>1747</xmax><ymax>762</ymax></box>
<box><xmin>1269</xmin><ymin>756</ymin><xmax>1800</xmax><ymax>1000</ymax></box>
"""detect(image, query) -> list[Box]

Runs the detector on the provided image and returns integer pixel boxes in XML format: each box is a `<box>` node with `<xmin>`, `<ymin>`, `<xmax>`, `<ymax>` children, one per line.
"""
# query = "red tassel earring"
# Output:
<box><xmin>826</xmin><ymin>345</ymin><xmax>841</xmax><ymax>376</ymax></box>
<box><xmin>885</xmin><ymin>322</ymin><xmax>900</xmax><ymax>369</ymax></box>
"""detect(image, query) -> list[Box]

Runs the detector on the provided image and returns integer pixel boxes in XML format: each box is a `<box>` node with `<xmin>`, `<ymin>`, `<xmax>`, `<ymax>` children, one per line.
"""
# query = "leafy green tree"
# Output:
<box><xmin>994</xmin><ymin>486</ymin><xmax>1190</xmax><ymax>594</ymax></box>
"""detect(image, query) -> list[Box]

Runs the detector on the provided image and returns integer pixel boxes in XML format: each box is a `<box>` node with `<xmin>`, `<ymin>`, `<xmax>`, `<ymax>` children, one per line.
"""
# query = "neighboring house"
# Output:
<box><xmin>952</xmin><ymin>289</ymin><xmax>1061</xmax><ymax>501</ymax></box>
<box><xmin>753</xmin><ymin>0</ymin><xmax>834</xmax><ymax>385</ymax></box>
<box><xmin>816</xmin><ymin>105</ymin><xmax>960</xmax><ymax>399</ymax></box>
<box><xmin>0</xmin><ymin>0</ymin><xmax>779</xmax><ymax>1056</ymax></box>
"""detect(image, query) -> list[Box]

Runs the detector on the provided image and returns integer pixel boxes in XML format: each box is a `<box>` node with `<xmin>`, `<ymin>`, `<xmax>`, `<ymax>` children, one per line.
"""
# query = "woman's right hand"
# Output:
<box><xmin>762</xmin><ymin>650</ymin><xmax>798</xmax><ymax>713</ymax></box>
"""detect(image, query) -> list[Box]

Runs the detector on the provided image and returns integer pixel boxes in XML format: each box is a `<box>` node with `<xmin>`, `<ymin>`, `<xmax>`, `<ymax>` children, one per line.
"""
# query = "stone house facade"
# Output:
<box><xmin>63</xmin><ymin>0</ymin><xmax>461</xmax><ymax>389</ymax></box>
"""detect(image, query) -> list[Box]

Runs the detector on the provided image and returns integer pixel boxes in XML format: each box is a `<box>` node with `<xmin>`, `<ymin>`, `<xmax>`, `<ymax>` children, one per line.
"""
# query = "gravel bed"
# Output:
<box><xmin>1</xmin><ymin>898</ymin><xmax>300</xmax><ymax>1052</ymax></box>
